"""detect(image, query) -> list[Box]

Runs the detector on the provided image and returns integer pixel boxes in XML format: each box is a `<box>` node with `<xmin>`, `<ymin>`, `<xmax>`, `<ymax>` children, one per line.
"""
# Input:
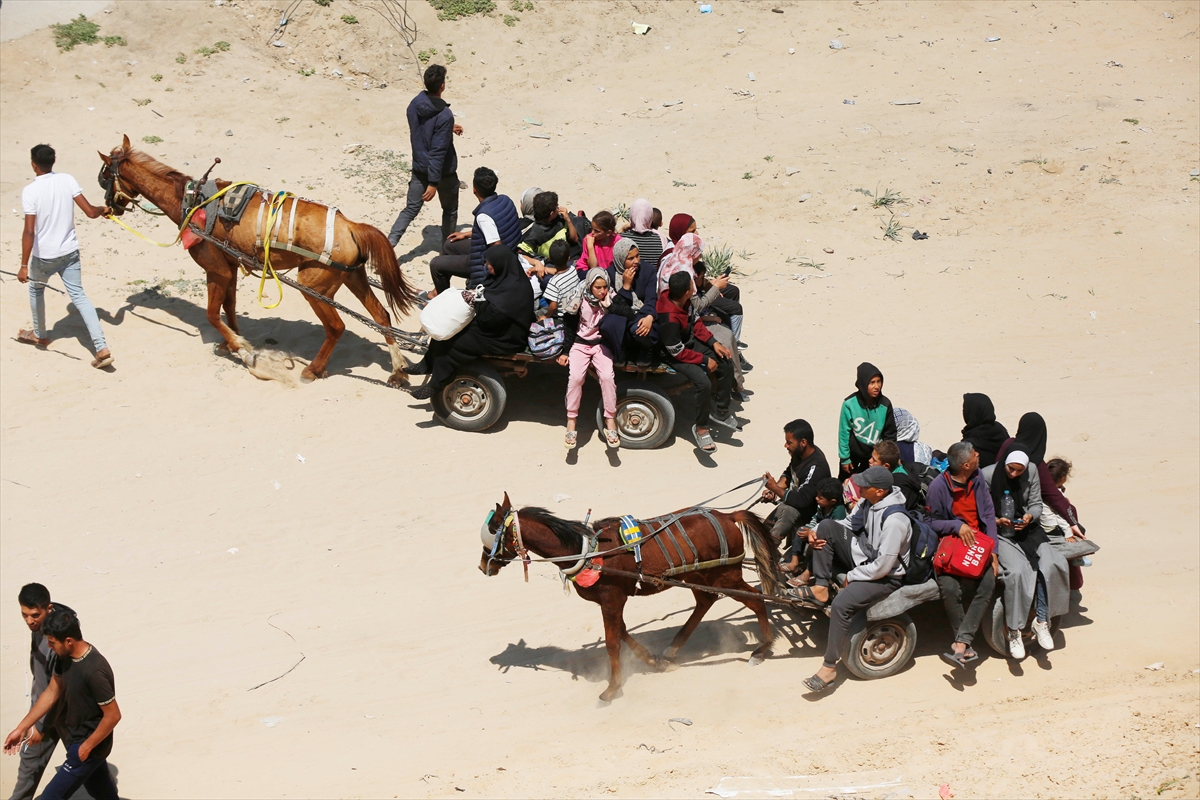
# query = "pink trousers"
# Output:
<box><xmin>566</xmin><ymin>342</ymin><xmax>617</xmax><ymax>419</ymax></box>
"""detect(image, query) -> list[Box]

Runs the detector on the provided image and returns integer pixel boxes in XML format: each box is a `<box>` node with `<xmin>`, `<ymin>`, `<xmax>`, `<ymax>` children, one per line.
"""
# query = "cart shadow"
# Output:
<box><xmin>119</xmin><ymin>289</ymin><xmax>401</xmax><ymax>374</ymax></box>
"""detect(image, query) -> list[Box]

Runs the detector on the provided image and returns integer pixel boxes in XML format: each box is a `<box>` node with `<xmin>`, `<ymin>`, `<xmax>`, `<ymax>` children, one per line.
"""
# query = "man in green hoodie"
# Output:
<box><xmin>837</xmin><ymin>362</ymin><xmax>897</xmax><ymax>478</ymax></box>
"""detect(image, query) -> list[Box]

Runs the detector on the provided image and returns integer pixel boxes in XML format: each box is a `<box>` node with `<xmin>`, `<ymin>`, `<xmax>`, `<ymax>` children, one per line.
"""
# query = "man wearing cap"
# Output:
<box><xmin>793</xmin><ymin>466</ymin><xmax>912</xmax><ymax>693</ymax></box>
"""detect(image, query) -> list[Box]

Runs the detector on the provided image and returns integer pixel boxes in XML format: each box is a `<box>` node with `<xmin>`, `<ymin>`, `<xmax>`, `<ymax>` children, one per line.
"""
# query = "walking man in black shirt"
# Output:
<box><xmin>4</xmin><ymin>608</ymin><xmax>120</xmax><ymax>800</ymax></box>
<box><xmin>8</xmin><ymin>584</ymin><xmax>67</xmax><ymax>800</ymax></box>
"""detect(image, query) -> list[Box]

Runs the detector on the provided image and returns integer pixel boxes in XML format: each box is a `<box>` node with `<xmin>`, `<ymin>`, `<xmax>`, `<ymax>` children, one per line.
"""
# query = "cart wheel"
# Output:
<box><xmin>841</xmin><ymin>612</ymin><xmax>917</xmax><ymax>680</ymax></box>
<box><xmin>595</xmin><ymin>380</ymin><xmax>675</xmax><ymax>450</ymax></box>
<box><xmin>432</xmin><ymin>362</ymin><xmax>507</xmax><ymax>432</ymax></box>
<box><xmin>982</xmin><ymin>595</ymin><xmax>1008</xmax><ymax>657</ymax></box>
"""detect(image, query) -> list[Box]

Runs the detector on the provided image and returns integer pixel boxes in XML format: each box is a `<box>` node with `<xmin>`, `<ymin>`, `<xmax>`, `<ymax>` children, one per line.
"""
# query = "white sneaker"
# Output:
<box><xmin>1006</xmin><ymin>627</ymin><xmax>1026</xmax><ymax>659</ymax></box>
<box><xmin>1031</xmin><ymin>619</ymin><xmax>1054</xmax><ymax>650</ymax></box>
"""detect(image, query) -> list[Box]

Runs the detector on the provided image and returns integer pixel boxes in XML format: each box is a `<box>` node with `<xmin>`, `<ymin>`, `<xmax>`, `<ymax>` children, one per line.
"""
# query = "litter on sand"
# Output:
<box><xmin>530</xmin><ymin>132</ymin><xmax>551</xmax><ymax>139</ymax></box>
<box><xmin>798</xmin><ymin>193</ymin><xmax>812</xmax><ymax>202</ymax></box>
<box><xmin>829</xmin><ymin>39</ymin><xmax>844</xmax><ymax>50</ymax></box>
<box><xmin>523</xmin><ymin>117</ymin><xmax>542</xmax><ymax>126</ymax></box>
<box><xmin>939</xmin><ymin>784</ymin><xmax>955</xmax><ymax>800</ymax></box>
<box><xmin>892</xmin><ymin>98</ymin><xmax>922</xmax><ymax>105</ymax></box>
<box><xmin>260</xmin><ymin>716</ymin><xmax>285</xmax><ymax>727</ymax></box>
<box><xmin>663</xmin><ymin>99</ymin><xmax>684</xmax><ymax>107</ymax></box>
<box><xmin>785</xmin><ymin>167</ymin><xmax>801</xmax><ymax>176</ymax></box>
<box><xmin>1145</xmin><ymin>662</ymin><xmax>1165</xmax><ymax>671</ymax></box>
<box><xmin>747</xmin><ymin>72</ymin><xmax>756</xmax><ymax>81</ymax></box>
<box><xmin>668</xmin><ymin>717</ymin><xmax>693</xmax><ymax>726</ymax></box>
<box><xmin>699</xmin><ymin>4</ymin><xmax>712</xmax><ymax>12</ymax></box>
<box><xmin>632</xmin><ymin>22</ymin><xmax>650</xmax><ymax>35</ymax></box>
<box><xmin>843</xmin><ymin>99</ymin><xmax>856</xmax><ymax>104</ymax></box>
<box><xmin>985</xmin><ymin>36</ymin><xmax>1001</xmax><ymax>42</ymax></box>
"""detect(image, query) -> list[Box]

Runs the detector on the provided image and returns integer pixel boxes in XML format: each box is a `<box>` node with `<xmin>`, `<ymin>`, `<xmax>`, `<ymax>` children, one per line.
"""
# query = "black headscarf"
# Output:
<box><xmin>1013</xmin><ymin>411</ymin><xmax>1048</xmax><ymax>465</ymax></box>
<box><xmin>961</xmin><ymin>392</ymin><xmax>1009</xmax><ymax>468</ymax></box>
<box><xmin>853</xmin><ymin>362</ymin><xmax>884</xmax><ymax>410</ymax></box>
<box><xmin>480</xmin><ymin>245</ymin><xmax>534</xmax><ymax>327</ymax></box>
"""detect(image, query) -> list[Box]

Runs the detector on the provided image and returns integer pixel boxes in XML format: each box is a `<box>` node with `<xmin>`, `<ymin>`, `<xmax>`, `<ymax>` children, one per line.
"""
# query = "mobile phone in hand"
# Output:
<box><xmin>722</xmin><ymin>266</ymin><xmax>732</xmax><ymax>277</ymax></box>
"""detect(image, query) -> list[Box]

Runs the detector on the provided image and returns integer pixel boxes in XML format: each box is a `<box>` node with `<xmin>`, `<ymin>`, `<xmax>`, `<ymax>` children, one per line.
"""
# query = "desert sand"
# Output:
<box><xmin>1</xmin><ymin>1</ymin><xmax>1198</xmax><ymax>798</ymax></box>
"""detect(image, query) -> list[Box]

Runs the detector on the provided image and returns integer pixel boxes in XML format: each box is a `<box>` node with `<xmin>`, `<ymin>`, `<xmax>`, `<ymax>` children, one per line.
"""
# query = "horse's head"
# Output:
<box><xmin>97</xmin><ymin>134</ymin><xmax>137</xmax><ymax>216</ymax></box>
<box><xmin>479</xmin><ymin>492</ymin><xmax>514</xmax><ymax>576</ymax></box>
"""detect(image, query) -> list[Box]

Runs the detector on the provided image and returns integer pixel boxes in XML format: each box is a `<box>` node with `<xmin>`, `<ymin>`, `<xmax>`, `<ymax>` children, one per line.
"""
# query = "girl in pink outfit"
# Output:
<box><xmin>576</xmin><ymin>210</ymin><xmax>621</xmax><ymax>275</ymax></box>
<box><xmin>558</xmin><ymin>267</ymin><xmax>620</xmax><ymax>450</ymax></box>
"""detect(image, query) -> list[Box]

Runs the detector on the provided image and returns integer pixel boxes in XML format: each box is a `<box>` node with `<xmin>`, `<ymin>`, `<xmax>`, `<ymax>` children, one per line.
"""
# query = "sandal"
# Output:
<box><xmin>17</xmin><ymin>329</ymin><xmax>49</xmax><ymax>348</ymax></box>
<box><xmin>603</xmin><ymin>429</ymin><xmax>620</xmax><ymax>448</ymax></box>
<box><xmin>691</xmin><ymin>425</ymin><xmax>716</xmax><ymax>452</ymax></box>
<box><xmin>787</xmin><ymin>573</ymin><xmax>811</xmax><ymax>589</ymax></box>
<box><xmin>564</xmin><ymin>430</ymin><xmax>578</xmax><ymax>450</ymax></box>
<box><xmin>787</xmin><ymin>583</ymin><xmax>828</xmax><ymax>609</ymax></box>
<box><xmin>91</xmin><ymin>352</ymin><xmax>114</xmax><ymax>369</ymax></box>
<box><xmin>802</xmin><ymin>673</ymin><xmax>834</xmax><ymax>694</ymax></box>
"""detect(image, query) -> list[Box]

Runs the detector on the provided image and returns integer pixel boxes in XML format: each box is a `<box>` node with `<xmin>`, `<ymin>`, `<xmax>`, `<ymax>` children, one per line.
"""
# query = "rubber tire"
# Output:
<box><xmin>431</xmin><ymin>362</ymin><xmax>507</xmax><ymax>432</ymax></box>
<box><xmin>841</xmin><ymin>612</ymin><xmax>917</xmax><ymax>680</ymax></box>
<box><xmin>982</xmin><ymin>594</ymin><xmax>1008</xmax><ymax>657</ymax></box>
<box><xmin>595</xmin><ymin>380</ymin><xmax>675</xmax><ymax>450</ymax></box>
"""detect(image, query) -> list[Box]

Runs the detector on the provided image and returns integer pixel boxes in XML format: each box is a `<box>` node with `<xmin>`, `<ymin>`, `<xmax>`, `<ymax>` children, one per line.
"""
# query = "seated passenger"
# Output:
<box><xmin>606</xmin><ymin>238</ymin><xmax>656</xmax><ymax>366</ymax></box>
<box><xmin>761</xmin><ymin>419</ymin><xmax>832</xmax><ymax>551</ymax></box>
<box><xmin>893</xmin><ymin>407</ymin><xmax>933</xmax><ymax>464</ymax></box>
<box><xmin>426</xmin><ymin>166</ymin><xmax>522</xmax><ymax>300</ymax></box>
<box><xmin>540</xmin><ymin>239</ymin><xmax>580</xmax><ymax>321</ymax></box>
<box><xmin>576</xmin><ymin>210</ymin><xmax>621</xmax><ymax>275</ymax></box>
<box><xmin>869</xmin><ymin>439</ymin><xmax>924</xmax><ymax>512</ymax></box>
<box><xmin>657</xmin><ymin>271</ymin><xmax>736</xmax><ymax>452</ymax></box>
<box><xmin>781</xmin><ymin>477</ymin><xmax>847</xmax><ymax>584</ymax></box>
<box><xmin>798</xmin><ymin>466</ymin><xmax>912</xmax><ymax>694</ymax></box>
<box><xmin>520</xmin><ymin>190</ymin><xmax>581</xmax><ymax>264</ymax></box>
<box><xmin>407</xmin><ymin>245</ymin><xmax>534</xmax><ymax>400</ymax></box>
<box><xmin>619</xmin><ymin>199</ymin><xmax>669</xmax><ymax>305</ymax></box>
<box><xmin>557</xmin><ymin>268</ymin><xmax>620</xmax><ymax>450</ymax></box>
<box><xmin>926</xmin><ymin>441</ymin><xmax>998</xmax><ymax>669</ymax></box>
<box><xmin>982</xmin><ymin>439</ymin><xmax>1068</xmax><ymax>659</ymax></box>
<box><xmin>838</xmin><ymin>362</ymin><xmax>898</xmax><ymax>478</ymax></box>
<box><xmin>1045</xmin><ymin>456</ymin><xmax>1087</xmax><ymax>589</ymax></box>
<box><xmin>961</xmin><ymin>392</ymin><xmax>1009</xmax><ymax>468</ymax></box>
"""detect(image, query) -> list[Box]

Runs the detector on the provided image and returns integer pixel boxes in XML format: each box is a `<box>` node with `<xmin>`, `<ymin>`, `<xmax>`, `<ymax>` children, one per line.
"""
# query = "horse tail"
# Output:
<box><xmin>732</xmin><ymin>509</ymin><xmax>784</xmax><ymax>599</ymax></box>
<box><xmin>349</xmin><ymin>221</ymin><xmax>415</xmax><ymax>316</ymax></box>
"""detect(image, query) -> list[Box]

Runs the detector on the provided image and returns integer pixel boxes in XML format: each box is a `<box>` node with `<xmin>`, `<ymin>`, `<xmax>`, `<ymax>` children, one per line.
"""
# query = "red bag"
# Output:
<box><xmin>933</xmin><ymin>532</ymin><xmax>994</xmax><ymax>579</ymax></box>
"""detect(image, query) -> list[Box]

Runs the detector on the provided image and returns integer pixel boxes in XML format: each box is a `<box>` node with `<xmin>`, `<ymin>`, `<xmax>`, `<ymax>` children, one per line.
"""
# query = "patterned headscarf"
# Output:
<box><xmin>656</xmin><ymin>232</ymin><xmax>703</xmax><ymax>295</ymax></box>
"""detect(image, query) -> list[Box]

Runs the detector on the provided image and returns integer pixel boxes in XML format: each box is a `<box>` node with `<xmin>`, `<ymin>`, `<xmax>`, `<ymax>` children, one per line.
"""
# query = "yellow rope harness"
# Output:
<box><xmin>106</xmin><ymin>181</ymin><xmax>290</xmax><ymax>309</ymax></box>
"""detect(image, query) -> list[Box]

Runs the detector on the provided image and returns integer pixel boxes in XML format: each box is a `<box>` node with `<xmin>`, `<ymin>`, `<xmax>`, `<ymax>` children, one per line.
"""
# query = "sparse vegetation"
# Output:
<box><xmin>51</xmin><ymin>15</ymin><xmax>101</xmax><ymax>51</ymax></box>
<box><xmin>313</xmin><ymin>0</ymin><xmax>332</xmax><ymax>5</ymax></box>
<box><xmin>503</xmin><ymin>14</ymin><xmax>519</xmax><ymax>26</ymax></box>
<box><xmin>856</xmin><ymin>184</ymin><xmax>908</xmax><ymax>209</ymax></box>
<box><xmin>1123</xmin><ymin>118</ymin><xmax>1139</xmax><ymax>125</ymax></box>
<box><xmin>341</xmin><ymin>14</ymin><xmax>358</xmax><ymax>23</ymax></box>
<box><xmin>763</xmin><ymin>155</ymin><xmax>774</xmax><ymax>162</ymax></box>
<box><xmin>151</xmin><ymin>73</ymin><xmax>163</xmax><ymax>82</ymax></box>
<box><xmin>142</xmin><ymin>135</ymin><xmax>163</xmax><ymax>144</ymax></box>
<box><xmin>430</xmin><ymin>0</ymin><xmax>496</xmax><ymax>20</ymax></box>
<box><xmin>511</xmin><ymin>0</ymin><xmax>534</xmax><ymax>10</ymax></box>
<box><xmin>672</xmin><ymin>180</ymin><xmax>696</xmax><ymax>187</ymax></box>
<box><xmin>298</xmin><ymin>67</ymin><xmax>316</xmax><ymax>76</ymax></box>
<box><xmin>132</xmin><ymin>98</ymin><xmax>152</xmax><ymax>106</ymax></box>
<box><xmin>785</xmin><ymin>254</ymin><xmax>825</xmax><ymax>270</ymax></box>
<box><xmin>340</xmin><ymin>145</ymin><xmax>412</xmax><ymax>199</ymax></box>
<box><xmin>102</xmin><ymin>35</ymin><xmax>127</xmax><ymax>47</ymax></box>
<box><xmin>175</xmin><ymin>52</ymin><xmax>187</xmax><ymax>64</ymax></box>
<box><xmin>702</xmin><ymin>244</ymin><xmax>748</xmax><ymax>277</ymax></box>
<box><xmin>611</xmin><ymin>203</ymin><xmax>630</xmax><ymax>222</ymax></box>
<box><xmin>1100</xmin><ymin>175</ymin><xmax>1121</xmax><ymax>184</ymax></box>
<box><xmin>276</xmin><ymin>116</ymin><xmax>290</xmax><ymax>123</ymax></box>
<box><xmin>881</xmin><ymin>215</ymin><xmax>904</xmax><ymax>241</ymax></box>
<box><xmin>418</xmin><ymin>47</ymin><xmax>438</xmax><ymax>63</ymax></box>
<box><xmin>445</xmin><ymin>51</ymin><xmax>457</xmax><ymax>64</ymax></box>
<box><xmin>1016</xmin><ymin>155</ymin><xmax>1049</xmax><ymax>166</ymax></box>
<box><xmin>742</xmin><ymin>172</ymin><xmax>754</xmax><ymax>180</ymax></box>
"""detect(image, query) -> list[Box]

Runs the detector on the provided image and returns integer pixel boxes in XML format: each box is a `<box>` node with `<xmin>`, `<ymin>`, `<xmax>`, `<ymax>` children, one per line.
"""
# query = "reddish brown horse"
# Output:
<box><xmin>99</xmin><ymin>135</ymin><xmax>415</xmax><ymax>384</ymax></box>
<box><xmin>479</xmin><ymin>493</ymin><xmax>783</xmax><ymax>703</ymax></box>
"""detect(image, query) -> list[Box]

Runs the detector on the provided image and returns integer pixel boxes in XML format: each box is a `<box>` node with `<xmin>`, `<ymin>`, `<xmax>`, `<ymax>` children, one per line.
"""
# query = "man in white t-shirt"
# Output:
<box><xmin>17</xmin><ymin>144</ymin><xmax>113</xmax><ymax>369</ymax></box>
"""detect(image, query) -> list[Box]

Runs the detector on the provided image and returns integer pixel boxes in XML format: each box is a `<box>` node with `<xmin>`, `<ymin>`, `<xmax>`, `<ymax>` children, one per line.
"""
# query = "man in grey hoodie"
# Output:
<box><xmin>795</xmin><ymin>466</ymin><xmax>911</xmax><ymax>692</ymax></box>
<box><xmin>388</xmin><ymin>64</ymin><xmax>463</xmax><ymax>248</ymax></box>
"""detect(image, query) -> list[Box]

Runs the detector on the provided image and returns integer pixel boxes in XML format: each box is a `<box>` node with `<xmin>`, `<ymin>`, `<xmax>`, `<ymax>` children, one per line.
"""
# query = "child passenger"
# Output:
<box><xmin>541</xmin><ymin>239</ymin><xmax>580</xmax><ymax>321</ymax></box>
<box><xmin>558</xmin><ymin>268</ymin><xmax>620</xmax><ymax>450</ymax></box>
<box><xmin>577</xmin><ymin>211</ymin><xmax>621</xmax><ymax>275</ymax></box>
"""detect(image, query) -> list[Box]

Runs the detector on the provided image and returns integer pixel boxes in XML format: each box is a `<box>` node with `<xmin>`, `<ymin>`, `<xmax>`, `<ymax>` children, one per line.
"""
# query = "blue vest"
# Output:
<box><xmin>469</xmin><ymin>194</ymin><xmax>523</xmax><ymax>286</ymax></box>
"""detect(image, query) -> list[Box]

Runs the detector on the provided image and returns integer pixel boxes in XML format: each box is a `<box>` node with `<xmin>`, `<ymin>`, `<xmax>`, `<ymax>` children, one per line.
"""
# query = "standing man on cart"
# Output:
<box><xmin>388</xmin><ymin>64</ymin><xmax>463</xmax><ymax>252</ymax></box>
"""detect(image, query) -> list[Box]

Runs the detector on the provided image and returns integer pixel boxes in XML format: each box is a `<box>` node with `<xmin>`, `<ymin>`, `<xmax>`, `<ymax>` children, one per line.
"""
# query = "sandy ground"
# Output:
<box><xmin>1</xmin><ymin>1</ymin><xmax>1198</xmax><ymax>797</ymax></box>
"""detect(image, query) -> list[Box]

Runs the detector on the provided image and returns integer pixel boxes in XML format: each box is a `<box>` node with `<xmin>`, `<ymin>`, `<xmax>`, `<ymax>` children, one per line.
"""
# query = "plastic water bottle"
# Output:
<box><xmin>999</xmin><ymin>490</ymin><xmax>1016</xmax><ymax>536</ymax></box>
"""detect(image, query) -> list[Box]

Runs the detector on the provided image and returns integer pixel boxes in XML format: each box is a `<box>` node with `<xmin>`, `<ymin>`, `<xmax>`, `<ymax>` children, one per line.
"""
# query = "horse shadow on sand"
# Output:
<box><xmin>489</xmin><ymin>604</ymin><xmax>815</xmax><ymax>686</ymax></box>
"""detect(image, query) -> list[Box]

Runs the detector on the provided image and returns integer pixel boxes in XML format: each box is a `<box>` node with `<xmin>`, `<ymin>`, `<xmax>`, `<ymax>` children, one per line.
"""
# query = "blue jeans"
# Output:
<box><xmin>28</xmin><ymin>250</ymin><xmax>107</xmax><ymax>352</ymax></box>
<box><xmin>39</xmin><ymin>743</ymin><xmax>118</xmax><ymax>800</ymax></box>
<box><xmin>1035</xmin><ymin>573</ymin><xmax>1048</xmax><ymax>622</ymax></box>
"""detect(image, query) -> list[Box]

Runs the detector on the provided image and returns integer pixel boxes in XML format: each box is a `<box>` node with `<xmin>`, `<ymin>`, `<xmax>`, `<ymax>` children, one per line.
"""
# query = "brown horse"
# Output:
<box><xmin>479</xmin><ymin>493</ymin><xmax>783</xmax><ymax>703</ymax></box>
<box><xmin>99</xmin><ymin>135</ymin><xmax>415</xmax><ymax>384</ymax></box>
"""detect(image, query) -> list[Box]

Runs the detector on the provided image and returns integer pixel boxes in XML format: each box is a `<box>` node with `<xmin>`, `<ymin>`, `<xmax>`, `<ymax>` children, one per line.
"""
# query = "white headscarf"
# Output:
<box><xmin>1005</xmin><ymin>450</ymin><xmax>1030</xmax><ymax>469</ymax></box>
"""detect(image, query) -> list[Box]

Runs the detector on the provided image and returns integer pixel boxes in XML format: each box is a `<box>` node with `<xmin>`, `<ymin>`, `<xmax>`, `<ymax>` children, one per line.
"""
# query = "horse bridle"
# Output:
<box><xmin>481</xmin><ymin>506</ymin><xmax>597</xmax><ymax>580</ymax></box>
<box><xmin>98</xmin><ymin>153</ymin><xmax>136</xmax><ymax>216</ymax></box>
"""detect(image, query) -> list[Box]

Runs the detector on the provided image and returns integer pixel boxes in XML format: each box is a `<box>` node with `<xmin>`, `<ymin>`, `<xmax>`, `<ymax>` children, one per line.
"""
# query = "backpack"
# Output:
<box><xmin>902</xmin><ymin>460</ymin><xmax>944</xmax><ymax>506</ymax></box>
<box><xmin>528</xmin><ymin>317</ymin><xmax>564</xmax><ymax>359</ymax></box>
<box><xmin>880</xmin><ymin>505</ymin><xmax>939</xmax><ymax>585</ymax></box>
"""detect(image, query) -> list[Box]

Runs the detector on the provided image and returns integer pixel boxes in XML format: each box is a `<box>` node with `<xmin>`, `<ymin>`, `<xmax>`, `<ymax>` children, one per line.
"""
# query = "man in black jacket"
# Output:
<box><xmin>762</xmin><ymin>419</ymin><xmax>832</xmax><ymax>547</ymax></box>
<box><xmin>388</xmin><ymin>64</ymin><xmax>463</xmax><ymax>249</ymax></box>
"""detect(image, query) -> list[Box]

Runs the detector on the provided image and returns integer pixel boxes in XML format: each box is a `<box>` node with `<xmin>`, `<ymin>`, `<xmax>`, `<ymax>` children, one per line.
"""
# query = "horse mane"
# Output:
<box><xmin>520</xmin><ymin>507</ymin><xmax>591</xmax><ymax>549</ymax></box>
<box><xmin>123</xmin><ymin>147</ymin><xmax>191</xmax><ymax>187</ymax></box>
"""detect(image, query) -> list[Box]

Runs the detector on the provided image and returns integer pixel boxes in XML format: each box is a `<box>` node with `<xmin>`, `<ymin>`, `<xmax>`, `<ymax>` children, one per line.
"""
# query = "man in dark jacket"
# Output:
<box><xmin>657</xmin><ymin>271</ymin><xmax>735</xmax><ymax>452</ymax></box>
<box><xmin>762</xmin><ymin>418</ymin><xmax>832</xmax><ymax>546</ymax></box>
<box><xmin>427</xmin><ymin>167</ymin><xmax>522</xmax><ymax>298</ymax></box>
<box><xmin>388</xmin><ymin>64</ymin><xmax>462</xmax><ymax>249</ymax></box>
<box><xmin>926</xmin><ymin>441</ymin><xmax>999</xmax><ymax>667</ymax></box>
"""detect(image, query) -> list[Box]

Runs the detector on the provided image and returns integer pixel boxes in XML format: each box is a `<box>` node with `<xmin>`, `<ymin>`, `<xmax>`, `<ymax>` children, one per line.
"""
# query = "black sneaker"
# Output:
<box><xmin>737</xmin><ymin>340</ymin><xmax>749</xmax><ymax>350</ymax></box>
<box><xmin>403</xmin><ymin>357</ymin><xmax>429</xmax><ymax>375</ymax></box>
<box><xmin>408</xmin><ymin>383</ymin><xmax>434</xmax><ymax>400</ymax></box>
<box><xmin>739</xmin><ymin>355</ymin><xmax>754</xmax><ymax>372</ymax></box>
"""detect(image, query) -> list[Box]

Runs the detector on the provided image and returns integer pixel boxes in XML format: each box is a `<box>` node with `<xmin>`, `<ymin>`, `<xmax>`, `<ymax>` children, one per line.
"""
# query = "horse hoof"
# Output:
<box><xmin>598</xmin><ymin>687</ymin><xmax>623</xmax><ymax>704</ymax></box>
<box><xmin>657</xmin><ymin>657</ymin><xmax>679</xmax><ymax>672</ymax></box>
<box><xmin>387</xmin><ymin>372</ymin><xmax>410</xmax><ymax>388</ymax></box>
<box><xmin>239</xmin><ymin>350</ymin><xmax>257</xmax><ymax>368</ymax></box>
<box><xmin>300</xmin><ymin>367</ymin><xmax>323</xmax><ymax>383</ymax></box>
<box><xmin>748</xmin><ymin>651</ymin><xmax>770</xmax><ymax>667</ymax></box>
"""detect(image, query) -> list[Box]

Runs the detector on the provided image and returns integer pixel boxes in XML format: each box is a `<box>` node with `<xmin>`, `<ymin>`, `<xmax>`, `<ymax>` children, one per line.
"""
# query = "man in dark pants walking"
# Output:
<box><xmin>794</xmin><ymin>466</ymin><xmax>911</xmax><ymax>693</ymax></box>
<box><xmin>388</xmin><ymin>64</ymin><xmax>462</xmax><ymax>249</ymax></box>
<box><xmin>8</xmin><ymin>584</ymin><xmax>68</xmax><ymax>800</ymax></box>
<box><xmin>4</xmin><ymin>608</ymin><xmax>121</xmax><ymax>800</ymax></box>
